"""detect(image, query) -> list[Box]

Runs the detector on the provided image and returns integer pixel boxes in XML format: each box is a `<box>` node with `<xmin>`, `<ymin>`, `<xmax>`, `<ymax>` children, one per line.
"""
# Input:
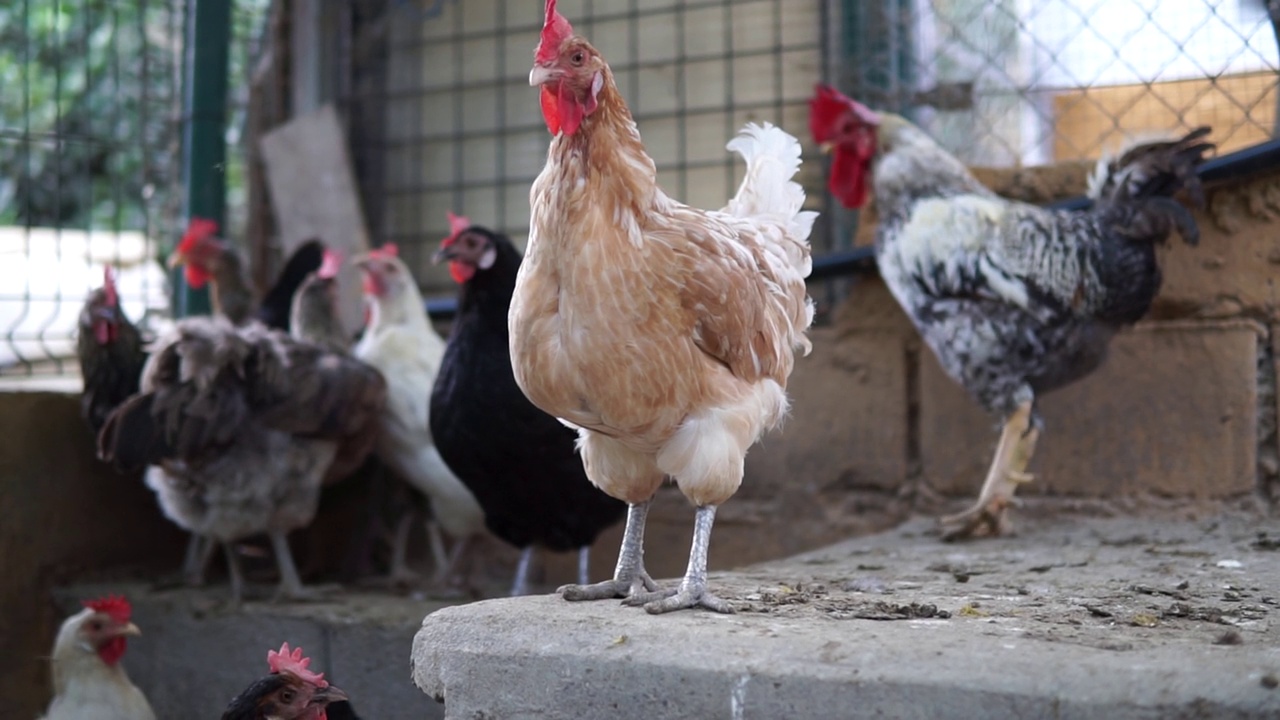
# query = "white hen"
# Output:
<box><xmin>354</xmin><ymin>244</ymin><xmax>485</xmax><ymax>585</ymax></box>
<box><xmin>42</xmin><ymin>596</ymin><xmax>155</xmax><ymax>720</ymax></box>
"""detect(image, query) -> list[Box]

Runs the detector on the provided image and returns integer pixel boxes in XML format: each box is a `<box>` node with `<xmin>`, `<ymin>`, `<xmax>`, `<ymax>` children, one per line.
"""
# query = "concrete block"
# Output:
<box><xmin>746</xmin><ymin>327</ymin><xmax>908</xmax><ymax>495</ymax></box>
<box><xmin>51</xmin><ymin>584</ymin><xmax>446</xmax><ymax>720</ymax></box>
<box><xmin>921</xmin><ymin>321</ymin><xmax>1261</xmax><ymax>499</ymax></box>
<box><xmin>413</xmin><ymin>514</ymin><xmax>1280</xmax><ymax>720</ymax></box>
<box><xmin>1154</xmin><ymin>172</ymin><xmax>1280</xmax><ymax>318</ymax></box>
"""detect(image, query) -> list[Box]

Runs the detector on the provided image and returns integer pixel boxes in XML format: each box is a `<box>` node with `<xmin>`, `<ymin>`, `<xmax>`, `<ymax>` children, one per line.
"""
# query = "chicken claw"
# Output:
<box><xmin>940</xmin><ymin>401</ymin><xmax>1039</xmax><ymax>542</ymax></box>
<box><xmin>642</xmin><ymin>580</ymin><xmax>733</xmax><ymax>615</ymax></box>
<box><xmin>638</xmin><ymin>505</ymin><xmax>735</xmax><ymax>615</ymax></box>
<box><xmin>562</xmin><ymin>572</ymin><xmax>663</xmax><ymax>602</ymax></box>
<box><xmin>559</xmin><ymin>500</ymin><xmax>665</xmax><ymax>602</ymax></box>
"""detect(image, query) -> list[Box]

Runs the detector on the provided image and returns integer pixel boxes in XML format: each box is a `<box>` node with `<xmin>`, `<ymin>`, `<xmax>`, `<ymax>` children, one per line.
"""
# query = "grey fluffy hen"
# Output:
<box><xmin>98</xmin><ymin>316</ymin><xmax>386</xmax><ymax>601</ymax></box>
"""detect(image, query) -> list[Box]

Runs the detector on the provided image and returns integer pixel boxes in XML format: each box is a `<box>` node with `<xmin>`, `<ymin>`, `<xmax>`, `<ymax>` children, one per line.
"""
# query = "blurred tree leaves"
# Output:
<box><xmin>0</xmin><ymin>0</ymin><xmax>180</xmax><ymax>230</ymax></box>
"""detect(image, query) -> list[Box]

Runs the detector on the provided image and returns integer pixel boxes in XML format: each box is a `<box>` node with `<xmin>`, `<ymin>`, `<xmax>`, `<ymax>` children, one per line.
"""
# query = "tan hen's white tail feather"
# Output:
<box><xmin>723</xmin><ymin>122</ymin><xmax>817</xmax><ymax>276</ymax></box>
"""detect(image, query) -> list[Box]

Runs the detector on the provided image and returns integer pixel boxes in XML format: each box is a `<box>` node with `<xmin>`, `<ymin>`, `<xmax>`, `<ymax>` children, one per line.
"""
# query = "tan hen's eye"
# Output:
<box><xmin>571</xmin><ymin>50</ymin><xmax>585</xmax><ymax>65</ymax></box>
<box><xmin>280</xmin><ymin>689</ymin><xmax>296</xmax><ymax>703</ymax></box>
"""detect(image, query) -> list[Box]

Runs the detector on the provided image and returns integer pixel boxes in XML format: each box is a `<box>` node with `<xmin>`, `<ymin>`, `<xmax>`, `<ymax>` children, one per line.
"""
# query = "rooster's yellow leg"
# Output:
<box><xmin>560</xmin><ymin>500</ymin><xmax>664</xmax><ymax>602</ymax></box>
<box><xmin>940</xmin><ymin>400</ymin><xmax>1039</xmax><ymax>541</ymax></box>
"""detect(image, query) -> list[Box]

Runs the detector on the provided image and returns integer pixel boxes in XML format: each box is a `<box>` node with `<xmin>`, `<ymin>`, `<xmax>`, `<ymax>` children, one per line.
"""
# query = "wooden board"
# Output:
<box><xmin>1053</xmin><ymin>71</ymin><xmax>1278</xmax><ymax>162</ymax></box>
<box><xmin>260</xmin><ymin>104</ymin><xmax>370</xmax><ymax>336</ymax></box>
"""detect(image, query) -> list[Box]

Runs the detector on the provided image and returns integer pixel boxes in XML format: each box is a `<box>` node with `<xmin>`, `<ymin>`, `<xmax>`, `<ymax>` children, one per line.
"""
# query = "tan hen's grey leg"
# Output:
<box><xmin>577</xmin><ymin>545</ymin><xmax>591</xmax><ymax>586</ymax></box>
<box><xmin>560</xmin><ymin>500</ymin><xmax>664</xmax><ymax>602</ymax></box>
<box><xmin>939</xmin><ymin>400</ymin><xmax>1039</xmax><ymax>541</ymax></box>
<box><xmin>630</xmin><ymin>504</ymin><xmax>733</xmax><ymax>614</ymax></box>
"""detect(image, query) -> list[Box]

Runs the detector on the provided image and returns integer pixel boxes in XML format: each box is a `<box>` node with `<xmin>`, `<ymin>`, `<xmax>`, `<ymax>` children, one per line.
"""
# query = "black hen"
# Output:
<box><xmin>255</xmin><ymin>239</ymin><xmax>326</xmax><ymax>331</ymax></box>
<box><xmin>76</xmin><ymin>267</ymin><xmax>148</xmax><ymax>437</ymax></box>
<box><xmin>429</xmin><ymin>215</ymin><xmax>627</xmax><ymax>595</ymax></box>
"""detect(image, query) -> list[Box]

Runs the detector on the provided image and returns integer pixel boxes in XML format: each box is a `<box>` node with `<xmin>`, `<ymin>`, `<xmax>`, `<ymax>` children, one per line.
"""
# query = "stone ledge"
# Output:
<box><xmin>414</xmin><ymin>511</ymin><xmax>1280</xmax><ymax>720</ymax></box>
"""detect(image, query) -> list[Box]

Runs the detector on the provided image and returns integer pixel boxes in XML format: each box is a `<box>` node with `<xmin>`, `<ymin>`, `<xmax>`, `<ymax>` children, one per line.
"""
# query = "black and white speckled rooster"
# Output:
<box><xmin>810</xmin><ymin>85</ymin><xmax>1214</xmax><ymax>540</ymax></box>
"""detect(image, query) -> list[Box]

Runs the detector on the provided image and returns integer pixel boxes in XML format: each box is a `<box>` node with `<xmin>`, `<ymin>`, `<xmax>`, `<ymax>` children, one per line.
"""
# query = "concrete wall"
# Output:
<box><xmin>1</xmin><ymin>389</ymin><xmax>186</xmax><ymax>719</ymax></box>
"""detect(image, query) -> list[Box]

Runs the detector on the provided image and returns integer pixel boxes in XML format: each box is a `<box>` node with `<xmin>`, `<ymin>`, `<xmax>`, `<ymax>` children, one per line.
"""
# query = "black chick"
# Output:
<box><xmin>221</xmin><ymin>672</ymin><xmax>349</xmax><ymax>720</ymax></box>
<box><xmin>429</xmin><ymin>213</ymin><xmax>627</xmax><ymax>596</ymax></box>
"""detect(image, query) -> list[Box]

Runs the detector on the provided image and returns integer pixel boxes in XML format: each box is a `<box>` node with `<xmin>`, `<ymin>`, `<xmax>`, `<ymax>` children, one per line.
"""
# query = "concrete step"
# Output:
<box><xmin>413</xmin><ymin>510</ymin><xmax>1280</xmax><ymax>720</ymax></box>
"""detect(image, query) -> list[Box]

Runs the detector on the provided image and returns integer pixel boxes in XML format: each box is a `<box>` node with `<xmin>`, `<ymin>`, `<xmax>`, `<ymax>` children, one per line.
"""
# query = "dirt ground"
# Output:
<box><xmin>702</xmin><ymin>501</ymin><xmax>1279</xmax><ymax>661</ymax></box>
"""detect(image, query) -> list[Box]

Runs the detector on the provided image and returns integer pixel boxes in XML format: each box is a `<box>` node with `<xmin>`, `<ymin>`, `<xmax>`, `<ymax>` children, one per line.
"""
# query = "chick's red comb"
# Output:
<box><xmin>83</xmin><ymin>595</ymin><xmax>132</xmax><ymax>624</ymax></box>
<box><xmin>267</xmin><ymin>643</ymin><xmax>328</xmax><ymax>688</ymax></box>
<box><xmin>535</xmin><ymin>0</ymin><xmax>574</xmax><ymax>65</ymax></box>
<box><xmin>318</xmin><ymin>249</ymin><xmax>343</xmax><ymax>279</ymax></box>
<box><xmin>102</xmin><ymin>266</ymin><xmax>119</xmax><ymax>306</ymax></box>
<box><xmin>180</xmin><ymin>217</ymin><xmax>219</xmax><ymax>253</ymax></box>
<box><xmin>442</xmin><ymin>211</ymin><xmax>472</xmax><ymax>247</ymax></box>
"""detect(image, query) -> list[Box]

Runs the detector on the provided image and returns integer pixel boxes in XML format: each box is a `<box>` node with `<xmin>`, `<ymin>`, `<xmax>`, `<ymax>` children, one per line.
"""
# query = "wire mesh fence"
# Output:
<box><xmin>346</xmin><ymin>0</ymin><xmax>832</xmax><ymax>300</ymax></box>
<box><xmin>838</xmin><ymin>0</ymin><xmax>1279</xmax><ymax>167</ymax></box>
<box><xmin>0</xmin><ymin>0</ymin><xmax>269</xmax><ymax>377</ymax></box>
<box><xmin>3</xmin><ymin>0</ymin><xmax>1278</xmax><ymax>375</ymax></box>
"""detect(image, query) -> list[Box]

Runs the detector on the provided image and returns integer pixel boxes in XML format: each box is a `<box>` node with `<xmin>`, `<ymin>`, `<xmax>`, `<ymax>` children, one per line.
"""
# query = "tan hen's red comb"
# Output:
<box><xmin>535</xmin><ymin>0</ymin><xmax>574</xmax><ymax>65</ymax></box>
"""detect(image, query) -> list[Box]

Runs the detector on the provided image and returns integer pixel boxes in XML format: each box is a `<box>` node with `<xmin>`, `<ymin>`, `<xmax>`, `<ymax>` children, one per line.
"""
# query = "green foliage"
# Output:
<box><xmin>0</xmin><ymin>0</ymin><xmax>183</xmax><ymax>231</ymax></box>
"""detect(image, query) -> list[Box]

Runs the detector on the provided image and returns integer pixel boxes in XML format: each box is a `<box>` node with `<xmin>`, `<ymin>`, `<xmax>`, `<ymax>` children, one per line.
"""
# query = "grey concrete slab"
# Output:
<box><xmin>413</xmin><ymin>510</ymin><xmax>1280</xmax><ymax>720</ymax></box>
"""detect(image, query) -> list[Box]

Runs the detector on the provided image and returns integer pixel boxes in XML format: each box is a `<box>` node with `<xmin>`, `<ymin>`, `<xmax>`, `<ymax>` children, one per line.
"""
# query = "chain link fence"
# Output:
<box><xmin>0</xmin><ymin>0</ymin><xmax>269</xmax><ymax>377</ymax></box>
<box><xmin>839</xmin><ymin>0</ymin><xmax>1279</xmax><ymax>167</ymax></box>
<box><xmin>3</xmin><ymin>0</ymin><xmax>1278</xmax><ymax>375</ymax></box>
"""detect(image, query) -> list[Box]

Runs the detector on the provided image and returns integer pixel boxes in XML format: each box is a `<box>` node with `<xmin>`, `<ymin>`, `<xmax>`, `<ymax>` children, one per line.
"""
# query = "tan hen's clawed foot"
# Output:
<box><xmin>641</xmin><ymin>577</ymin><xmax>734</xmax><ymax>615</ymax></box>
<box><xmin>559</xmin><ymin>570</ymin><xmax>663</xmax><ymax>602</ymax></box>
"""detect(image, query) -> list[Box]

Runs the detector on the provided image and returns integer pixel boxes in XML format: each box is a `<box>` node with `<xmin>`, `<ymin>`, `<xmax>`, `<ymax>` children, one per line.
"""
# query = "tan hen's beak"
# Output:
<box><xmin>529</xmin><ymin>65</ymin><xmax>559</xmax><ymax>87</ymax></box>
<box><xmin>166</xmin><ymin>250</ymin><xmax>187</xmax><ymax>269</ymax></box>
<box><xmin>819</xmin><ymin>142</ymin><xmax>835</xmax><ymax>155</ymax></box>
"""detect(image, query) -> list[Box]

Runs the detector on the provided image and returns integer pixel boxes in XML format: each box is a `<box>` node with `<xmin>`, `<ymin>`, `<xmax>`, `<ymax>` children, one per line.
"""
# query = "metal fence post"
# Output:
<box><xmin>177</xmin><ymin>0</ymin><xmax>233</xmax><ymax>317</ymax></box>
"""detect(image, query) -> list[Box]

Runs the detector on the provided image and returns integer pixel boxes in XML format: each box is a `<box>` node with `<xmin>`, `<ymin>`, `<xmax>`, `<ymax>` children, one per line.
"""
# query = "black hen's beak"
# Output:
<box><xmin>431</xmin><ymin>246</ymin><xmax>456</xmax><ymax>265</ymax></box>
<box><xmin>312</xmin><ymin>684</ymin><xmax>349</xmax><ymax>705</ymax></box>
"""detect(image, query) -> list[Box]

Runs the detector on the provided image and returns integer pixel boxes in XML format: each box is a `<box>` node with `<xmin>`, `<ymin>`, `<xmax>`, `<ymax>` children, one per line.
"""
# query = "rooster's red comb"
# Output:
<box><xmin>267</xmin><ymin>642</ymin><xmax>328</xmax><ymax>688</ymax></box>
<box><xmin>369</xmin><ymin>242</ymin><xmax>399</xmax><ymax>260</ymax></box>
<box><xmin>318</xmin><ymin>249</ymin><xmax>343</xmax><ymax>279</ymax></box>
<box><xmin>535</xmin><ymin>0</ymin><xmax>574</xmax><ymax>65</ymax></box>
<box><xmin>102</xmin><ymin>266</ymin><xmax>119</xmax><ymax>306</ymax></box>
<box><xmin>179</xmin><ymin>217</ymin><xmax>219</xmax><ymax>253</ymax></box>
<box><xmin>442</xmin><ymin>211</ymin><xmax>472</xmax><ymax>247</ymax></box>
<box><xmin>808</xmin><ymin>85</ymin><xmax>880</xmax><ymax>142</ymax></box>
<box><xmin>83</xmin><ymin>595</ymin><xmax>132</xmax><ymax>624</ymax></box>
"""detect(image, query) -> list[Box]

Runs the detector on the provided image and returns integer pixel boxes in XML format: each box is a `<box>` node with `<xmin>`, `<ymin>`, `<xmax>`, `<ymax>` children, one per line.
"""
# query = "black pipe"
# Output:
<box><xmin>424</xmin><ymin>137</ymin><xmax>1280</xmax><ymax>320</ymax></box>
<box><xmin>425</xmin><ymin>245</ymin><xmax>879</xmax><ymax>320</ymax></box>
